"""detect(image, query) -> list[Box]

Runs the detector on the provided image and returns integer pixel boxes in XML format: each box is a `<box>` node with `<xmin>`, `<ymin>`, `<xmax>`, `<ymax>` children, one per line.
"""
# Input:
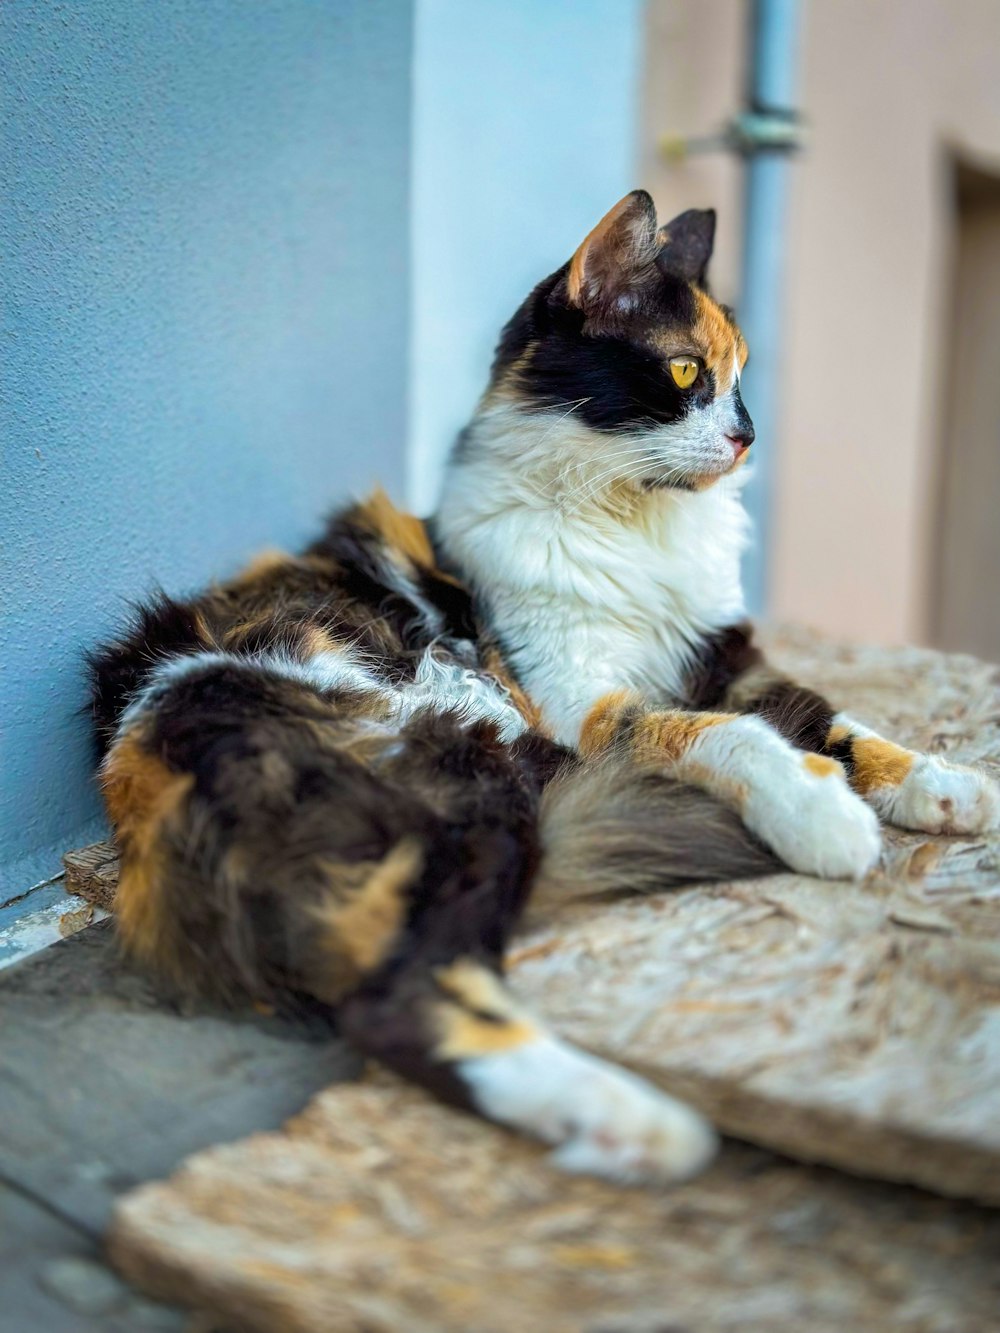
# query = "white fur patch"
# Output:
<box><xmin>393</xmin><ymin>649</ymin><xmax>528</xmax><ymax>742</ymax></box>
<box><xmin>886</xmin><ymin>756</ymin><xmax>1000</xmax><ymax>834</ymax></box>
<box><xmin>638</xmin><ymin>383</ymin><xmax>751</xmax><ymax>485</ymax></box>
<box><xmin>676</xmin><ymin>715</ymin><xmax>882</xmax><ymax>879</ymax></box>
<box><xmin>117</xmin><ymin>645</ymin><xmax>392</xmax><ymax>737</ymax></box>
<box><xmin>115</xmin><ymin>650</ymin><xmax>245</xmax><ymax>735</ymax></box>
<box><xmin>458</xmin><ymin>1032</ymin><xmax>717</xmax><ymax>1186</ymax></box>
<box><xmin>438</xmin><ymin>404</ymin><xmax>751</xmax><ymax>744</ymax></box>
<box><xmin>268</xmin><ymin>648</ymin><xmax>385</xmax><ymax>696</ymax></box>
<box><xmin>118</xmin><ymin>641</ymin><xmax>527</xmax><ymax>746</ymax></box>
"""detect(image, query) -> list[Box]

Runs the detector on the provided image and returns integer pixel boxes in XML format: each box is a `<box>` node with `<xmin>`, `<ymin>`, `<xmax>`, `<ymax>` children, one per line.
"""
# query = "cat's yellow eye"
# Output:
<box><xmin>669</xmin><ymin>357</ymin><xmax>700</xmax><ymax>390</ymax></box>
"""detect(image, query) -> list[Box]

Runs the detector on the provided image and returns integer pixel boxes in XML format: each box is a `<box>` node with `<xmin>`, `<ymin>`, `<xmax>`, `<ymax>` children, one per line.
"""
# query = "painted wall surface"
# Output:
<box><xmin>408</xmin><ymin>0</ymin><xmax>641</xmax><ymax>513</ymax></box>
<box><xmin>772</xmin><ymin>0</ymin><xmax>1000</xmax><ymax>646</ymax></box>
<box><xmin>2</xmin><ymin>1</ymin><xmax>413</xmax><ymax>895</ymax></box>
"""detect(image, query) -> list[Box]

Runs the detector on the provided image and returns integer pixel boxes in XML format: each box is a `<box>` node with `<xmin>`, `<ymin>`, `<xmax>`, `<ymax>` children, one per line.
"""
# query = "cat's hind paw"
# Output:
<box><xmin>460</xmin><ymin>1035</ymin><xmax>717</xmax><ymax>1187</ymax></box>
<box><xmin>547</xmin><ymin>1064</ymin><xmax>717</xmax><ymax>1186</ymax></box>
<box><xmin>874</xmin><ymin>757</ymin><xmax>1000</xmax><ymax>836</ymax></box>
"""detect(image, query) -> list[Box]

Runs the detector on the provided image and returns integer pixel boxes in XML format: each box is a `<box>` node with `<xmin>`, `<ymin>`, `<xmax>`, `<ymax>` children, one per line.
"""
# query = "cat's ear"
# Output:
<box><xmin>566</xmin><ymin>190</ymin><xmax>660</xmax><ymax>318</ymax></box>
<box><xmin>655</xmin><ymin>208</ymin><xmax>716</xmax><ymax>287</ymax></box>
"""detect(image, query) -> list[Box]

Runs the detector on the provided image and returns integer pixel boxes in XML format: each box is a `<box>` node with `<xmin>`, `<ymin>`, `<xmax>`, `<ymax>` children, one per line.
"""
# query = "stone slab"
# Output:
<box><xmin>0</xmin><ymin>922</ymin><xmax>360</xmax><ymax>1238</ymax></box>
<box><xmin>110</xmin><ymin>1075</ymin><xmax>1000</xmax><ymax>1333</ymax></box>
<box><xmin>0</xmin><ymin>1181</ymin><xmax>186</xmax><ymax>1333</ymax></box>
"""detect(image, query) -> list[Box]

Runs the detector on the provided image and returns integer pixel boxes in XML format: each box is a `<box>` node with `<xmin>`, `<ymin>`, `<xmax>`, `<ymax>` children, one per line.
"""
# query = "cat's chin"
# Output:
<box><xmin>639</xmin><ymin>474</ymin><xmax>699</xmax><ymax>494</ymax></box>
<box><xmin>638</xmin><ymin>463</ymin><xmax>736</xmax><ymax>494</ymax></box>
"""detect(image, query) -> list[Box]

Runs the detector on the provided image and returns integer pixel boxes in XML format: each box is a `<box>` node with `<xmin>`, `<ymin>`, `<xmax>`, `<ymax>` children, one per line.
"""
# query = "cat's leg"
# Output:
<box><xmin>336</xmin><ymin>718</ymin><xmax>716</xmax><ymax>1186</ymax></box>
<box><xmin>724</xmin><ymin>661</ymin><xmax>1000</xmax><ymax>836</ymax></box>
<box><xmin>579</xmin><ymin>691</ymin><xmax>881</xmax><ymax>879</ymax></box>
<box><xmin>340</xmin><ymin>952</ymin><xmax>716</xmax><ymax>1186</ymax></box>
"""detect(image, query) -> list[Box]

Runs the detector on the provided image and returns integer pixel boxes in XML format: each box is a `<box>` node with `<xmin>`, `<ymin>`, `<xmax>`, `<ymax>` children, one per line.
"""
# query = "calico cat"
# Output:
<box><xmin>90</xmin><ymin>190</ymin><xmax>999</xmax><ymax>1186</ymax></box>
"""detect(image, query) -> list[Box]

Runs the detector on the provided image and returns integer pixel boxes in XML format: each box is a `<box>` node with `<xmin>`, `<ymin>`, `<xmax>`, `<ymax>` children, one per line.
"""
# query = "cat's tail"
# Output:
<box><xmin>532</xmin><ymin>755</ymin><xmax>781</xmax><ymax>911</ymax></box>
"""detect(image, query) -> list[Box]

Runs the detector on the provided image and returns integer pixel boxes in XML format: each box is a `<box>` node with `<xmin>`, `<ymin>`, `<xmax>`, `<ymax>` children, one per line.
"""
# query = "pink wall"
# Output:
<box><xmin>643</xmin><ymin>0</ymin><xmax>1000</xmax><ymax>646</ymax></box>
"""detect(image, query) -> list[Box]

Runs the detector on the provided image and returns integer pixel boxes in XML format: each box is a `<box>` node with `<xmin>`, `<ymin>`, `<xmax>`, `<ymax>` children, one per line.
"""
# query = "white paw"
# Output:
<box><xmin>745</xmin><ymin>759</ymin><xmax>882</xmax><ymax>880</ymax></box>
<box><xmin>546</xmin><ymin>1060</ymin><xmax>717</xmax><ymax>1186</ymax></box>
<box><xmin>460</xmin><ymin>1036</ymin><xmax>717</xmax><ymax>1186</ymax></box>
<box><xmin>876</xmin><ymin>757</ymin><xmax>1000</xmax><ymax>835</ymax></box>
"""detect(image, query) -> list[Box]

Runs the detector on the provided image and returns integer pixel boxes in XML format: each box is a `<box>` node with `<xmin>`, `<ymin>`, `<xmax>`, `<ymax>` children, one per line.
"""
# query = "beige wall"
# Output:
<box><xmin>642</xmin><ymin>0</ymin><xmax>1000</xmax><ymax>649</ymax></box>
<box><xmin>931</xmin><ymin>167</ymin><xmax>1000</xmax><ymax>662</ymax></box>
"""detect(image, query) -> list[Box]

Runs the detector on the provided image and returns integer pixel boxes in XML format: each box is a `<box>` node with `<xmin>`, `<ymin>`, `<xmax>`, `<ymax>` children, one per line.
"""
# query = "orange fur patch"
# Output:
<box><xmin>432</xmin><ymin>960</ymin><xmax>537</xmax><ymax>1060</ymax></box>
<box><xmin>100</xmin><ymin>730</ymin><xmax>193</xmax><ymax>968</ymax></box>
<box><xmin>849</xmin><ymin>737</ymin><xmax>915</xmax><ymax>793</ymax></box>
<box><xmin>314</xmin><ymin>840</ymin><xmax>422</xmax><ymax>990</ymax></box>
<box><xmin>692</xmin><ymin>289</ymin><xmax>745</xmax><ymax>395</ymax></box>
<box><xmin>636</xmin><ymin>710</ymin><xmax>735</xmax><ymax>764</ymax></box>
<box><xmin>803</xmin><ymin>753</ymin><xmax>841</xmax><ymax>779</ymax></box>
<box><xmin>358</xmin><ymin>487</ymin><xmax>435</xmax><ymax>569</ymax></box>
<box><xmin>580</xmin><ymin>697</ymin><xmax>737</xmax><ymax>764</ymax></box>
<box><xmin>578</xmin><ymin>690</ymin><xmax>643</xmax><ymax>757</ymax></box>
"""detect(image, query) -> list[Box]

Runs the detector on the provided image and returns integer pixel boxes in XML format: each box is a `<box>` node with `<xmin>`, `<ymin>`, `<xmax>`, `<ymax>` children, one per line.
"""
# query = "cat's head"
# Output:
<box><xmin>483</xmin><ymin>190</ymin><xmax>752</xmax><ymax>494</ymax></box>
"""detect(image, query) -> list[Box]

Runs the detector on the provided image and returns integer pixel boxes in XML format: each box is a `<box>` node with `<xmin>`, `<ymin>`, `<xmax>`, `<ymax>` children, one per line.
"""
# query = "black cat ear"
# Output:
<box><xmin>566</xmin><ymin>190</ymin><xmax>660</xmax><ymax>318</ymax></box>
<box><xmin>655</xmin><ymin>208</ymin><xmax>716</xmax><ymax>287</ymax></box>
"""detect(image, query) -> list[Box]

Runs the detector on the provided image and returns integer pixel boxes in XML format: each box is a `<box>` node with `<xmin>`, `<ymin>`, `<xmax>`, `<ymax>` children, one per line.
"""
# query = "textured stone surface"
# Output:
<box><xmin>0</xmin><ymin>1178</ymin><xmax>187</xmax><ymax>1333</ymax></box>
<box><xmin>0</xmin><ymin>921</ymin><xmax>359</xmax><ymax>1238</ymax></box>
<box><xmin>104</xmin><ymin>630</ymin><xmax>1000</xmax><ymax>1330</ymax></box>
<box><xmin>111</xmin><ymin>1076</ymin><xmax>1000</xmax><ymax>1333</ymax></box>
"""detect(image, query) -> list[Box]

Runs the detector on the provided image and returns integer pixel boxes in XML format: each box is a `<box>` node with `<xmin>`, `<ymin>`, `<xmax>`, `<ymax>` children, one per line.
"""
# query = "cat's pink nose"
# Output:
<box><xmin>727</xmin><ymin>432</ymin><xmax>753</xmax><ymax>459</ymax></box>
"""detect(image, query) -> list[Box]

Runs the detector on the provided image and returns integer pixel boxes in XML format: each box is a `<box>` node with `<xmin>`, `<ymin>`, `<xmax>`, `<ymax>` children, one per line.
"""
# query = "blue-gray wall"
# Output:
<box><xmin>2</xmin><ymin>1</ymin><xmax>413</xmax><ymax>895</ymax></box>
<box><xmin>408</xmin><ymin>0</ymin><xmax>641</xmax><ymax>512</ymax></box>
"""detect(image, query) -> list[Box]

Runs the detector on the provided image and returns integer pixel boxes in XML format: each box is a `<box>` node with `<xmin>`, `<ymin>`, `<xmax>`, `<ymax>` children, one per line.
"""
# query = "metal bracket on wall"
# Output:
<box><xmin>659</xmin><ymin>108</ymin><xmax>805</xmax><ymax>164</ymax></box>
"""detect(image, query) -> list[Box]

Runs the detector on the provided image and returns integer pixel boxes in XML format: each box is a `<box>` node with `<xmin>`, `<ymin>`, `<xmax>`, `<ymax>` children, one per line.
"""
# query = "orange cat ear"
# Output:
<box><xmin>566</xmin><ymin>190</ymin><xmax>659</xmax><ymax>317</ymax></box>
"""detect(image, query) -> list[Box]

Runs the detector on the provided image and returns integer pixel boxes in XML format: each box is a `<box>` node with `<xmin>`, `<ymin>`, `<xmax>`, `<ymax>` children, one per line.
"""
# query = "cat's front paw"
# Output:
<box><xmin>874</xmin><ymin>757</ymin><xmax>1000</xmax><ymax>835</ymax></box>
<box><xmin>745</xmin><ymin>756</ymin><xmax>882</xmax><ymax>880</ymax></box>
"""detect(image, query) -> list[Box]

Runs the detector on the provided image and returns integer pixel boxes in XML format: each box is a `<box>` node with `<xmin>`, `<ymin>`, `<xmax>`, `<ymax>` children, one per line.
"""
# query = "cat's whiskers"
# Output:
<box><xmin>541</xmin><ymin>443</ymin><xmax>656</xmax><ymax>504</ymax></box>
<box><xmin>560</xmin><ymin>462</ymin><xmax>660</xmax><ymax>519</ymax></box>
<box><xmin>530</xmin><ymin>398</ymin><xmax>593</xmax><ymax>451</ymax></box>
<box><xmin>555</xmin><ymin>448</ymin><xmax>660</xmax><ymax>515</ymax></box>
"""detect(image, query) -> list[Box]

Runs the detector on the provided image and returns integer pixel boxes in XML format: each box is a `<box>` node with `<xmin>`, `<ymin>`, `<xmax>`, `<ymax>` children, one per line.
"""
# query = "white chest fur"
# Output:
<box><xmin>437</xmin><ymin>419</ymin><xmax>751</xmax><ymax>745</ymax></box>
